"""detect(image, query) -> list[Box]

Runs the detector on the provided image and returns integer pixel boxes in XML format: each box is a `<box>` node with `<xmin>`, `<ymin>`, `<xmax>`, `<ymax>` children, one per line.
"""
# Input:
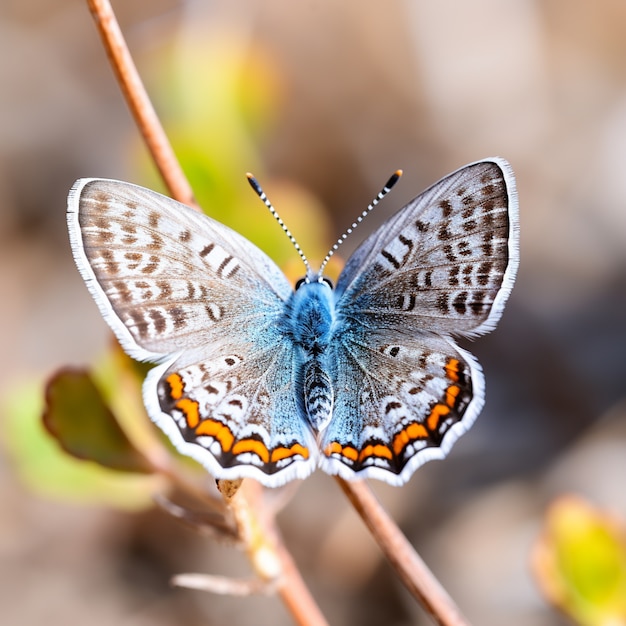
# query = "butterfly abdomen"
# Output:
<box><xmin>287</xmin><ymin>280</ymin><xmax>336</xmax><ymax>432</ymax></box>
<box><xmin>303</xmin><ymin>360</ymin><xmax>333</xmax><ymax>431</ymax></box>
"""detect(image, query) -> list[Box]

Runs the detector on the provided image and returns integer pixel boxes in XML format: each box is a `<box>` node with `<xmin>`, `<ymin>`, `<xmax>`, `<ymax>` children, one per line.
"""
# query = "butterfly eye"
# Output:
<box><xmin>295</xmin><ymin>278</ymin><xmax>307</xmax><ymax>290</ymax></box>
<box><xmin>321</xmin><ymin>277</ymin><xmax>334</xmax><ymax>289</ymax></box>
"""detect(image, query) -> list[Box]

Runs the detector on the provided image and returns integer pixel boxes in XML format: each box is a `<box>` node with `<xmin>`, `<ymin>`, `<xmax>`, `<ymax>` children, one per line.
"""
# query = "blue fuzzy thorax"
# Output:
<box><xmin>289</xmin><ymin>280</ymin><xmax>334</xmax><ymax>353</ymax></box>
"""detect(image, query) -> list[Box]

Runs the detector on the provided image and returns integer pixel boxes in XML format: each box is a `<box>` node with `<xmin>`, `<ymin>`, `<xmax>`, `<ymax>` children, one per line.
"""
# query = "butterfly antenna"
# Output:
<box><xmin>318</xmin><ymin>169</ymin><xmax>402</xmax><ymax>276</ymax></box>
<box><xmin>247</xmin><ymin>173</ymin><xmax>312</xmax><ymax>277</ymax></box>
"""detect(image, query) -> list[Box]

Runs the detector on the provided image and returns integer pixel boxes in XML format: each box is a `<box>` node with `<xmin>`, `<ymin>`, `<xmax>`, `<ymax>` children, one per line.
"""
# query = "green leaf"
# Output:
<box><xmin>43</xmin><ymin>368</ymin><xmax>153</xmax><ymax>474</ymax></box>
<box><xmin>533</xmin><ymin>495</ymin><xmax>626</xmax><ymax>626</ymax></box>
<box><xmin>2</xmin><ymin>377</ymin><xmax>157</xmax><ymax>510</ymax></box>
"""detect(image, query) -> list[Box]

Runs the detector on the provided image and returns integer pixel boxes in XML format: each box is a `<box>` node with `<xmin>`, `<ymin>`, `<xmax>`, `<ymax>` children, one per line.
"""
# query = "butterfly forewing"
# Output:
<box><xmin>68</xmin><ymin>179</ymin><xmax>292</xmax><ymax>360</ymax></box>
<box><xmin>335</xmin><ymin>159</ymin><xmax>518</xmax><ymax>337</ymax></box>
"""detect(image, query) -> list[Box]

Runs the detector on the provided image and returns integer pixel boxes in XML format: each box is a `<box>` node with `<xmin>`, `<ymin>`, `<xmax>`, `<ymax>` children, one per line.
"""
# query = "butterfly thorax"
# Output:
<box><xmin>288</xmin><ymin>280</ymin><xmax>335</xmax><ymax>351</ymax></box>
<box><xmin>286</xmin><ymin>280</ymin><xmax>336</xmax><ymax>433</ymax></box>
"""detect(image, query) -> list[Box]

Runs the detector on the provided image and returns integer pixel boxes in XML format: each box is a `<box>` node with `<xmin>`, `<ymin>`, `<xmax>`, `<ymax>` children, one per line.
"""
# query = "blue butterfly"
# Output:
<box><xmin>67</xmin><ymin>158</ymin><xmax>518</xmax><ymax>487</ymax></box>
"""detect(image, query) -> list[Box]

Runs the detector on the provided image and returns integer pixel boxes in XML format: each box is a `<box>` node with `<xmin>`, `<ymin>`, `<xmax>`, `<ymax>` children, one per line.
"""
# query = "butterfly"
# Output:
<box><xmin>67</xmin><ymin>158</ymin><xmax>518</xmax><ymax>487</ymax></box>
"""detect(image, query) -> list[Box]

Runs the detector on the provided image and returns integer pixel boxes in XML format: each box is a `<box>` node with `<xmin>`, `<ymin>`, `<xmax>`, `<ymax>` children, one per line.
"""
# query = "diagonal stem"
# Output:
<box><xmin>231</xmin><ymin>481</ymin><xmax>330</xmax><ymax>626</ymax></box>
<box><xmin>86</xmin><ymin>0</ymin><xmax>196</xmax><ymax>208</ymax></box>
<box><xmin>336</xmin><ymin>478</ymin><xmax>471</xmax><ymax>626</ymax></box>
<box><xmin>84</xmin><ymin>2</ymin><xmax>328</xmax><ymax>625</ymax></box>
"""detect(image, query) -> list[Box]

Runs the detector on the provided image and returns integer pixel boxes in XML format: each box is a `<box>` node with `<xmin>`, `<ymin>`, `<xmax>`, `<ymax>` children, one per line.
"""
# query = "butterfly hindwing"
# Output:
<box><xmin>146</xmin><ymin>339</ymin><xmax>318</xmax><ymax>485</ymax></box>
<box><xmin>319</xmin><ymin>330</ymin><xmax>481</xmax><ymax>484</ymax></box>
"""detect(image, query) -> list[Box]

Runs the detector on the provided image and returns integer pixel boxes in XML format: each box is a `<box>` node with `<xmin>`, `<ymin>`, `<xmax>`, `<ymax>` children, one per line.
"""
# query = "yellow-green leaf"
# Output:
<box><xmin>43</xmin><ymin>368</ymin><xmax>153</xmax><ymax>474</ymax></box>
<box><xmin>533</xmin><ymin>495</ymin><xmax>626</xmax><ymax>626</ymax></box>
<box><xmin>3</xmin><ymin>378</ymin><xmax>158</xmax><ymax>510</ymax></box>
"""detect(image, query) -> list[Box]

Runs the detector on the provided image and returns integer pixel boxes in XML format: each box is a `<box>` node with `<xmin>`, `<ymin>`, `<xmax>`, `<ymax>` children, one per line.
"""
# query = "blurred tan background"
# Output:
<box><xmin>1</xmin><ymin>1</ymin><xmax>626</xmax><ymax>624</ymax></box>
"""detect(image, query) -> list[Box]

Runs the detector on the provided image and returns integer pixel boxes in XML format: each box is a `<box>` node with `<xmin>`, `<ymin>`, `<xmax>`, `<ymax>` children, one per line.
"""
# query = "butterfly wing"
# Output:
<box><xmin>68</xmin><ymin>179</ymin><xmax>317</xmax><ymax>486</ymax></box>
<box><xmin>334</xmin><ymin>158</ymin><xmax>518</xmax><ymax>336</ymax></box>
<box><xmin>320</xmin><ymin>158</ymin><xmax>518</xmax><ymax>484</ymax></box>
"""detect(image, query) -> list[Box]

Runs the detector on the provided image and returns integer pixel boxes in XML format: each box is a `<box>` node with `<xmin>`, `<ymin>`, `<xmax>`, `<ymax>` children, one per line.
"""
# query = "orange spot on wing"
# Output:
<box><xmin>271</xmin><ymin>443</ymin><xmax>310</xmax><ymax>463</ymax></box>
<box><xmin>427</xmin><ymin>404</ymin><xmax>450</xmax><ymax>431</ymax></box>
<box><xmin>232</xmin><ymin>439</ymin><xmax>270</xmax><ymax>463</ymax></box>
<box><xmin>323</xmin><ymin>442</ymin><xmax>358</xmax><ymax>462</ymax></box>
<box><xmin>445</xmin><ymin>384</ymin><xmax>461</xmax><ymax>407</ymax></box>
<box><xmin>392</xmin><ymin>422</ymin><xmax>428</xmax><ymax>455</ymax></box>
<box><xmin>407</xmin><ymin>422</ymin><xmax>428</xmax><ymax>439</ymax></box>
<box><xmin>195</xmin><ymin>418</ymin><xmax>234</xmax><ymax>452</ymax></box>
<box><xmin>359</xmin><ymin>444</ymin><xmax>393</xmax><ymax>462</ymax></box>
<box><xmin>342</xmin><ymin>446</ymin><xmax>358</xmax><ymax>462</ymax></box>
<box><xmin>166</xmin><ymin>373</ymin><xmax>184</xmax><ymax>400</ymax></box>
<box><xmin>444</xmin><ymin>358</ymin><xmax>461</xmax><ymax>382</ymax></box>
<box><xmin>324</xmin><ymin>442</ymin><xmax>342</xmax><ymax>456</ymax></box>
<box><xmin>176</xmin><ymin>398</ymin><xmax>200</xmax><ymax>429</ymax></box>
<box><xmin>393</xmin><ymin>430</ymin><xmax>409</xmax><ymax>455</ymax></box>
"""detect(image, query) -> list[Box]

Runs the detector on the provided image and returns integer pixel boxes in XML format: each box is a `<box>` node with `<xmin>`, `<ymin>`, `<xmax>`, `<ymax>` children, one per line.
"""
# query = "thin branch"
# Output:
<box><xmin>86</xmin><ymin>0</ymin><xmax>196</xmax><ymax>207</ymax></box>
<box><xmin>274</xmin><ymin>539</ymin><xmax>330</xmax><ymax>626</ymax></box>
<box><xmin>153</xmin><ymin>494</ymin><xmax>238</xmax><ymax>543</ymax></box>
<box><xmin>172</xmin><ymin>573</ymin><xmax>276</xmax><ymax>596</ymax></box>
<box><xmin>231</xmin><ymin>481</ymin><xmax>330</xmax><ymax>626</ymax></box>
<box><xmin>336</xmin><ymin>478</ymin><xmax>471</xmax><ymax>626</ymax></box>
<box><xmin>85</xmin><ymin>3</ymin><xmax>328</xmax><ymax>624</ymax></box>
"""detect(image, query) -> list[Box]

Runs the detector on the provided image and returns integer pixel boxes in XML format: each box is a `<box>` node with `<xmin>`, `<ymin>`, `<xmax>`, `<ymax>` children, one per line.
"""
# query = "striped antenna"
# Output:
<box><xmin>247</xmin><ymin>173</ymin><xmax>312</xmax><ymax>277</ymax></box>
<box><xmin>318</xmin><ymin>169</ymin><xmax>402</xmax><ymax>276</ymax></box>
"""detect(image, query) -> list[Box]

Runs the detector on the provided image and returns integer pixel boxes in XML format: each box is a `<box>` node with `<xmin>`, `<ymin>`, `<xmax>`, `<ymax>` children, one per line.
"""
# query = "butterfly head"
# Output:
<box><xmin>295</xmin><ymin>275</ymin><xmax>334</xmax><ymax>291</ymax></box>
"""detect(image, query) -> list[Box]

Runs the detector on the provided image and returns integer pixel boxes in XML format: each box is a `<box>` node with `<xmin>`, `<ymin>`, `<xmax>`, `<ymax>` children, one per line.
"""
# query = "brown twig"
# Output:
<box><xmin>232</xmin><ymin>481</ymin><xmax>330</xmax><ymax>626</ymax></box>
<box><xmin>336</xmin><ymin>478</ymin><xmax>471</xmax><ymax>626</ymax></box>
<box><xmin>86</xmin><ymin>0</ymin><xmax>196</xmax><ymax>207</ymax></box>
<box><xmin>84</xmin><ymin>2</ymin><xmax>328</xmax><ymax>625</ymax></box>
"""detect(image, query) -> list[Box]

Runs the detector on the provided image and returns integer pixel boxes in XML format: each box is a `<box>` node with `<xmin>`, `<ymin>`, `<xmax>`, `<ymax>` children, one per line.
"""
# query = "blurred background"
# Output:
<box><xmin>1</xmin><ymin>1</ymin><xmax>626</xmax><ymax>624</ymax></box>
